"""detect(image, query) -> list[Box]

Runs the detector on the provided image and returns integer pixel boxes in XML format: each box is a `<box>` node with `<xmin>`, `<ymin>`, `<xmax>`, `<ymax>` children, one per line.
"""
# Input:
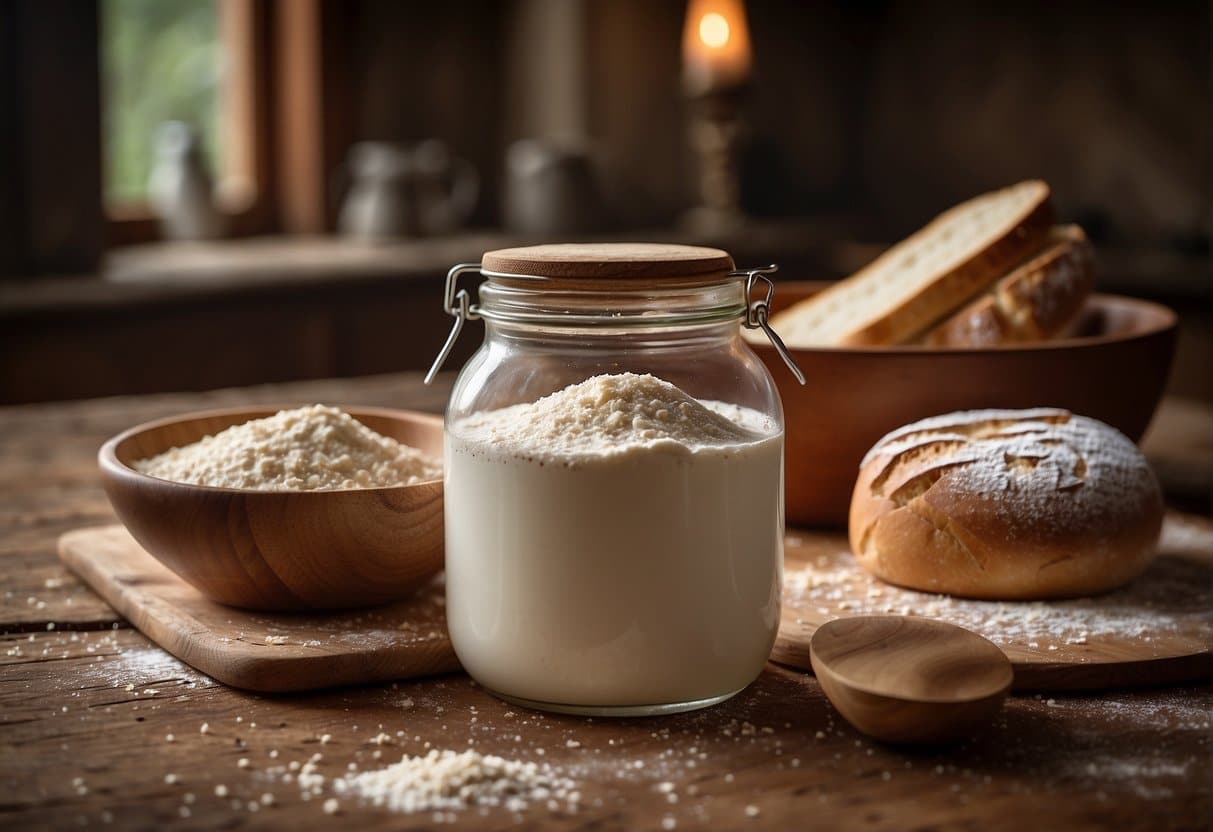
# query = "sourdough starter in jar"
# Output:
<box><xmin>445</xmin><ymin>373</ymin><xmax>783</xmax><ymax>712</ymax></box>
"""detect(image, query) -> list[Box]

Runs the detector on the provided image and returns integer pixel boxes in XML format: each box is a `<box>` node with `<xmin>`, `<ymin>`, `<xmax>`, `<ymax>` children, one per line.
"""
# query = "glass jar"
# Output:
<box><xmin>427</xmin><ymin>244</ymin><xmax>803</xmax><ymax>716</ymax></box>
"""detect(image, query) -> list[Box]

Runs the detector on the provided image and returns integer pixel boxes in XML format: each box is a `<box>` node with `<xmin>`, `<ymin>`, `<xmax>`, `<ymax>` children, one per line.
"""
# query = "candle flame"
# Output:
<box><xmin>682</xmin><ymin>0</ymin><xmax>752</xmax><ymax>94</ymax></box>
<box><xmin>698</xmin><ymin>12</ymin><xmax>731</xmax><ymax>49</ymax></box>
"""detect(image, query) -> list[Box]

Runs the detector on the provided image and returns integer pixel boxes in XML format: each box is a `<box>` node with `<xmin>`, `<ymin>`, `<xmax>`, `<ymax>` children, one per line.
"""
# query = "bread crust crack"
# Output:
<box><xmin>905</xmin><ymin>499</ymin><xmax>987</xmax><ymax>573</ymax></box>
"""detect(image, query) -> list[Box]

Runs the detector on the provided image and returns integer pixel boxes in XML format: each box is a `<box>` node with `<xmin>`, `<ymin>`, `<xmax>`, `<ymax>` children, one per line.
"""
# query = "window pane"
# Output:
<box><xmin>102</xmin><ymin>0</ymin><xmax>222</xmax><ymax>204</ymax></box>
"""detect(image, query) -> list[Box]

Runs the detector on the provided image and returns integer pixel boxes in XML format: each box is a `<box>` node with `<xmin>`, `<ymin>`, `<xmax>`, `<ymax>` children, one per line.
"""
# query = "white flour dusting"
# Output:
<box><xmin>862</xmin><ymin>408</ymin><xmax>1159</xmax><ymax>533</ymax></box>
<box><xmin>1006</xmin><ymin>691</ymin><xmax>1210</xmax><ymax>802</ymax></box>
<box><xmin>73</xmin><ymin>642</ymin><xmax>214</xmax><ymax>690</ymax></box>
<box><xmin>1032</xmin><ymin>690</ymin><xmax>1212</xmax><ymax>732</ymax></box>
<box><xmin>785</xmin><ymin>538</ymin><xmax>1212</xmax><ymax>647</ymax></box>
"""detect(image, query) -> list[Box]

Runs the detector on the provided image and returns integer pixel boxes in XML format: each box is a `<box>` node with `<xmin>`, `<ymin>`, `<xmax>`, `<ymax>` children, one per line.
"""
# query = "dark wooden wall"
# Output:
<box><xmin>341</xmin><ymin>0</ymin><xmax>507</xmax><ymax>228</ymax></box>
<box><xmin>0</xmin><ymin>0</ymin><xmax>104</xmax><ymax>278</ymax></box>
<box><xmin>0</xmin><ymin>276</ymin><xmax>478</xmax><ymax>404</ymax></box>
<box><xmin>568</xmin><ymin>0</ymin><xmax>1210</xmax><ymax>246</ymax></box>
<box><xmin>855</xmin><ymin>1</ymin><xmax>1209</xmax><ymax>246</ymax></box>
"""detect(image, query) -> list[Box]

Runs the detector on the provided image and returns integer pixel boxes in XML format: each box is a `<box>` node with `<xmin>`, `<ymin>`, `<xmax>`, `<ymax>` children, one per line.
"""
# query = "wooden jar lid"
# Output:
<box><xmin>481</xmin><ymin>243</ymin><xmax>736</xmax><ymax>284</ymax></box>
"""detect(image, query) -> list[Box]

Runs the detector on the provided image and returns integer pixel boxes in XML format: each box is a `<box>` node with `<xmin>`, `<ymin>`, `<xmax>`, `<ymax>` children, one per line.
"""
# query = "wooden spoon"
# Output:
<box><xmin>809</xmin><ymin>615</ymin><xmax>1013</xmax><ymax>744</ymax></box>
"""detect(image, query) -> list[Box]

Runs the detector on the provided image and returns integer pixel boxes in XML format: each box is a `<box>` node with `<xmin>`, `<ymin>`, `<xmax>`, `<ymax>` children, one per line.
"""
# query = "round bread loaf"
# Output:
<box><xmin>849</xmin><ymin>408</ymin><xmax>1163</xmax><ymax>600</ymax></box>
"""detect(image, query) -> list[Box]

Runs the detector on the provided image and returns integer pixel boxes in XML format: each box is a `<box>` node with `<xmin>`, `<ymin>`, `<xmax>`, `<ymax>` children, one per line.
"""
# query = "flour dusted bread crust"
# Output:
<box><xmin>770</xmin><ymin>181</ymin><xmax>1054</xmax><ymax>347</ymax></box>
<box><xmin>925</xmin><ymin>225</ymin><xmax>1094</xmax><ymax>346</ymax></box>
<box><xmin>849</xmin><ymin>409</ymin><xmax>1163</xmax><ymax>600</ymax></box>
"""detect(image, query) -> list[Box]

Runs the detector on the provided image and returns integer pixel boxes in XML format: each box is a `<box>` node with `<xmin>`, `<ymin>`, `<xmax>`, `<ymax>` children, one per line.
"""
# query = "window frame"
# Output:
<box><xmin>104</xmin><ymin>0</ymin><xmax>276</xmax><ymax>245</ymax></box>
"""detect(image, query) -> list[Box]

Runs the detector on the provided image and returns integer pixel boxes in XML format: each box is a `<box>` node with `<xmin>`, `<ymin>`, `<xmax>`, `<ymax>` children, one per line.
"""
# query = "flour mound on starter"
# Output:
<box><xmin>134</xmin><ymin>404</ymin><xmax>441</xmax><ymax>490</ymax></box>
<box><xmin>335</xmin><ymin>749</ymin><xmax>577</xmax><ymax>814</ymax></box>
<box><xmin>455</xmin><ymin>373</ymin><xmax>766</xmax><ymax>458</ymax></box>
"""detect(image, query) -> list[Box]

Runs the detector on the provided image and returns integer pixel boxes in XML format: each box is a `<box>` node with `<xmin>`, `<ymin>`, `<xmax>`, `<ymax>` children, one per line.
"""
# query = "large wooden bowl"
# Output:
<box><xmin>99</xmin><ymin>406</ymin><xmax>444</xmax><ymax>611</ymax></box>
<box><xmin>754</xmin><ymin>287</ymin><xmax>1177</xmax><ymax>527</ymax></box>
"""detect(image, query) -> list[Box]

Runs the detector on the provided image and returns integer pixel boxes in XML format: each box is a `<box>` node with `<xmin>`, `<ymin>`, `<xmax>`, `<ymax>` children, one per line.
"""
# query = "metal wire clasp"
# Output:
<box><xmin>424</xmin><ymin>262</ymin><xmax>482</xmax><ymax>384</ymax></box>
<box><xmin>426</xmin><ymin>261</ymin><xmax>805</xmax><ymax>386</ymax></box>
<box><xmin>733</xmin><ymin>264</ymin><xmax>807</xmax><ymax>385</ymax></box>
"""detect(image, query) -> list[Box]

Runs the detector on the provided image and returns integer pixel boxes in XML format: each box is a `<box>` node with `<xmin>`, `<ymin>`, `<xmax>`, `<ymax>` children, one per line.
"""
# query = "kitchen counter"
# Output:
<box><xmin>1</xmin><ymin>373</ymin><xmax>1209</xmax><ymax>830</ymax></box>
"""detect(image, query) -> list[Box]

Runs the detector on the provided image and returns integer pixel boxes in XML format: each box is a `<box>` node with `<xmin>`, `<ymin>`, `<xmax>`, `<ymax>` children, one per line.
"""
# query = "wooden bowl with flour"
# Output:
<box><xmin>99</xmin><ymin>406</ymin><xmax>444</xmax><ymax>611</ymax></box>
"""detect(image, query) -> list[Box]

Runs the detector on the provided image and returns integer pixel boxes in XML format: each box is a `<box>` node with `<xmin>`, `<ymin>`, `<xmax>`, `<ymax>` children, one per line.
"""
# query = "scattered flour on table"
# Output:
<box><xmin>69</xmin><ymin>641</ymin><xmax>214</xmax><ymax>690</ymax></box>
<box><xmin>241</xmin><ymin>575</ymin><xmax>448</xmax><ymax>650</ymax></box>
<box><xmin>1032</xmin><ymin>690</ymin><xmax>1213</xmax><ymax>732</ymax></box>
<box><xmin>1013</xmin><ymin>691</ymin><xmax>1212</xmax><ymax>801</ymax></box>
<box><xmin>134</xmin><ymin>404</ymin><xmax>441</xmax><ymax>490</ymax></box>
<box><xmin>452</xmin><ymin>373</ymin><xmax>772</xmax><ymax>461</ymax></box>
<box><xmin>785</xmin><ymin>538</ymin><xmax>1212</xmax><ymax>646</ymax></box>
<box><xmin>299</xmin><ymin>749</ymin><xmax>577</xmax><ymax>816</ymax></box>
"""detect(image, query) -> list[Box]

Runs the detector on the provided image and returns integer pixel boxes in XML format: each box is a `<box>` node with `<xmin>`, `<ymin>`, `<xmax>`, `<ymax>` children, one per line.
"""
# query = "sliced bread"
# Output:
<box><xmin>770</xmin><ymin>181</ymin><xmax>1054</xmax><ymax>347</ymax></box>
<box><xmin>924</xmin><ymin>225</ymin><xmax>1094</xmax><ymax>347</ymax></box>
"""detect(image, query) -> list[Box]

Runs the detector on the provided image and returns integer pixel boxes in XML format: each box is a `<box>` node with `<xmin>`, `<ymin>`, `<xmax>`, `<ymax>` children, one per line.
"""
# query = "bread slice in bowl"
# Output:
<box><xmin>924</xmin><ymin>225</ymin><xmax>1094</xmax><ymax>347</ymax></box>
<box><xmin>770</xmin><ymin>180</ymin><xmax>1054</xmax><ymax>347</ymax></box>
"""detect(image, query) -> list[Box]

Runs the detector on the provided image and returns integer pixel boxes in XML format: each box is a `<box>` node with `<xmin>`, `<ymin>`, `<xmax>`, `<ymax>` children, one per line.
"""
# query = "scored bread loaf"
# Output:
<box><xmin>770</xmin><ymin>181</ymin><xmax>1053</xmax><ymax>347</ymax></box>
<box><xmin>849</xmin><ymin>408</ymin><xmax>1163</xmax><ymax>600</ymax></box>
<box><xmin>924</xmin><ymin>225</ymin><xmax>1094</xmax><ymax>347</ymax></box>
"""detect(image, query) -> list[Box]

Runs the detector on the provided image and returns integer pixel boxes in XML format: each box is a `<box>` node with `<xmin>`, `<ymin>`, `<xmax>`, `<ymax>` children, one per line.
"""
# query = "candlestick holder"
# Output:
<box><xmin>683</xmin><ymin>87</ymin><xmax>747</xmax><ymax>234</ymax></box>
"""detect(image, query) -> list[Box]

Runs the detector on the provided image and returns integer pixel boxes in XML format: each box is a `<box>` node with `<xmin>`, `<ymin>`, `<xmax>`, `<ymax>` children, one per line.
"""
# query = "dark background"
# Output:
<box><xmin>1</xmin><ymin>0</ymin><xmax>1208</xmax><ymax>404</ymax></box>
<box><xmin>333</xmin><ymin>0</ymin><xmax>1209</xmax><ymax>244</ymax></box>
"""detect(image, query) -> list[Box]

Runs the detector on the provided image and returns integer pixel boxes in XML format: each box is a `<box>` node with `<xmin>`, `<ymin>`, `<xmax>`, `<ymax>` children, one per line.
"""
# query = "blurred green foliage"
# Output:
<box><xmin>102</xmin><ymin>0</ymin><xmax>221</xmax><ymax>203</ymax></box>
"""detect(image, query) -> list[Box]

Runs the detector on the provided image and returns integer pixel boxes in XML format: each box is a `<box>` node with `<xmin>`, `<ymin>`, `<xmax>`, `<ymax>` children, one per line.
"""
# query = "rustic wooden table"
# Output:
<box><xmin>2</xmin><ymin>374</ymin><xmax>1209</xmax><ymax>831</ymax></box>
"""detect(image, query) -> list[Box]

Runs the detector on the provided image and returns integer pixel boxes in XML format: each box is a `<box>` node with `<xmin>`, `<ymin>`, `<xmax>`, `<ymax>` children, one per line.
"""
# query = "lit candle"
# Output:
<box><xmin>682</xmin><ymin>0</ymin><xmax>753</xmax><ymax>96</ymax></box>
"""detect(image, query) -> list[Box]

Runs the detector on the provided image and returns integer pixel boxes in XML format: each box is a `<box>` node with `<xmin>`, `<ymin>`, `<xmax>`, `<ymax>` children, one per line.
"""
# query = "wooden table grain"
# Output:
<box><xmin>1</xmin><ymin>374</ymin><xmax>1209</xmax><ymax>831</ymax></box>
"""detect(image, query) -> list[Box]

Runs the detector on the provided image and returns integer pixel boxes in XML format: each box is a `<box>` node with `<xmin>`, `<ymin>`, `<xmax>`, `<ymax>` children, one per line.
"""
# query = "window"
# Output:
<box><xmin>101</xmin><ymin>0</ymin><xmax>269</xmax><ymax>239</ymax></box>
<box><xmin>102</xmin><ymin>0</ymin><xmax>222</xmax><ymax>207</ymax></box>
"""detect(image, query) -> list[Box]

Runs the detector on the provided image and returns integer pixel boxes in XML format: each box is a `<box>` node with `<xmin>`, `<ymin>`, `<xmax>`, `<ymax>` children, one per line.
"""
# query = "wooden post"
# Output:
<box><xmin>0</xmin><ymin>0</ymin><xmax>104</xmax><ymax>277</ymax></box>
<box><xmin>272</xmin><ymin>0</ymin><xmax>351</xmax><ymax>235</ymax></box>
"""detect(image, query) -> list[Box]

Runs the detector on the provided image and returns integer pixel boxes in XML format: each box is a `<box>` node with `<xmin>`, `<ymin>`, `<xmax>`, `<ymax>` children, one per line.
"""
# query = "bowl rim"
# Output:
<box><xmin>99</xmin><ymin>404</ymin><xmax>445</xmax><ymax>496</ymax></box>
<box><xmin>758</xmin><ymin>291</ymin><xmax>1177</xmax><ymax>355</ymax></box>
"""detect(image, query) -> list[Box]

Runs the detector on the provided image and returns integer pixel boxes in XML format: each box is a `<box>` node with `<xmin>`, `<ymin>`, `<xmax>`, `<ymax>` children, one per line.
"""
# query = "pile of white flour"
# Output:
<box><xmin>332</xmin><ymin>750</ymin><xmax>578</xmax><ymax>814</ymax></box>
<box><xmin>452</xmin><ymin>373</ymin><xmax>769</xmax><ymax>460</ymax></box>
<box><xmin>135</xmin><ymin>405</ymin><xmax>441</xmax><ymax>490</ymax></box>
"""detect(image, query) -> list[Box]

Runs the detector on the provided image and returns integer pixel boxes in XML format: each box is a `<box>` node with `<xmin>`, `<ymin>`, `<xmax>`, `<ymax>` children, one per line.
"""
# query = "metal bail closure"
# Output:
<box><xmin>735</xmin><ymin>264</ymin><xmax>807</xmax><ymax>386</ymax></box>
<box><xmin>424</xmin><ymin>263</ymin><xmax>483</xmax><ymax>385</ymax></box>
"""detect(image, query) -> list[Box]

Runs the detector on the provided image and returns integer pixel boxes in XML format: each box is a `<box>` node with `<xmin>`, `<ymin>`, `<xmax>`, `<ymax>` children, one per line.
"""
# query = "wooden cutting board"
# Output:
<box><xmin>61</xmin><ymin>514</ymin><xmax>1213</xmax><ymax>695</ymax></box>
<box><xmin>59</xmin><ymin>525</ymin><xmax>460</xmax><ymax>693</ymax></box>
<box><xmin>773</xmin><ymin>512</ymin><xmax>1213</xmax><ymax>691</ymax></box>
